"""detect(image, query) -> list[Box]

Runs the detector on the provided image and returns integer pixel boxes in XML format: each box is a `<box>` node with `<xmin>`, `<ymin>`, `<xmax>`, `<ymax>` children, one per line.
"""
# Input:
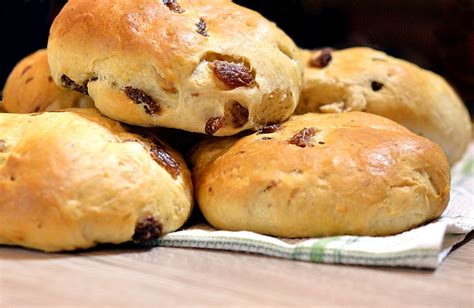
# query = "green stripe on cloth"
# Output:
<box><xmin>141</xmin><ymin>142</ymin><xmax>474</xmax><ymax>269</ymax></box>
<box><xmin>309</xmin><ymin>237</ymin><xmax>339</xmax><ymax>262</ymax></box>
<box><xmin>153</xmin><ymin>235</ymin><xmax>441</xmax><ymax>266</ymax></box>
<box><xmin>462</xmin><ymin>157</ymin><xmax>473</xmax><ymax>176</ymax></box>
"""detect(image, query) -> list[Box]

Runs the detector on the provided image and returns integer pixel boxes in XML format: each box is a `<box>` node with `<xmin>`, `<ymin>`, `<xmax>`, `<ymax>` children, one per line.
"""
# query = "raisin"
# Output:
<box><xmin>0</xmin><ymin>139</ymin><xmax>5</xmax><ymax>152</ymax></box>
<box><xmin>122</xmin><ymin>130</ymin><xmax>181</xmax><ymax>178</ymax></box>
<box><xmin>60</xmin><ymin>75</ymin><xmax>96</xmax><ymax>95</ymax></box>
<box><xmin>309</xmin><ymin>48</ymin><xmax>333</xmax><ymax>68</ymax></box>
<box><xmin>48</xmin><ymin>76</ymin><xmax>53</xmax><ymax>83</ymax></box>
<box><xmin>288</xmin><ymin>128</ymin><xmax>318</xmax><ymax>148</ymax></box>
<box><xmin>263</xmin><ymin>180</ymin><xmax>278</xmax><ymax>192</ymax></box>
<box><xmin>212</xmin><ymin>60</ymin><xmax>254</xmax><ymax>89</ymax></box>
<box><xmin>205</xmin><ymin>116</ymin><xmax>225</xmax><ymax>135</ymax></box>
<box><xmin>124</xmin><ymin>86</ymin><xmax>160</xmax><ymax>114</ymax></box>
<box><xmin>133</xmin><ymin>216</ymin><xmax>163</xmax><ymax>243</ymax></box>
<box><xmin>162</xmin><ymin>0</ymin><xmax>185</xmax><ymax>13</ymax></box>
<box><xmin>150</xmin><ymin>144</ymin><xmax>181</xmax><ymax>178</ymax></box>
<box><xmin>196</xmin><ymin>18</ymin><xmax>208</xmax><ymax>37</ymax></box>
<box><xmin>230</xmin><ymin>102</ymin><xmax>249</xmax><ymax>128</ymax></box>
<box><xmin>61</xmin><ymin>75</ymin><xmax>76</xmax><ymax>89</ymax></box>
<box><xmin>257</xmin><ymin>124</ymin><xmax>280</xmax><ymax>134</ymax></box>
<box><xmin>371</xmin><ymin>81</ymin><xmax>384</xmax><ymax>91</ymax></box>
<box><xmin>75</xmin><ymin>85</ymin><xmax>88</xmax><ymax>94</ymax></box>
<box><xmin>21</xmin><ymin>65</ymin><xmax>32</xmax><ymax>77</ymax></box>
<box><xmin>78</xmin><ymin>77</ymin><xmax>98</xmax><ymax>95</ymax></box>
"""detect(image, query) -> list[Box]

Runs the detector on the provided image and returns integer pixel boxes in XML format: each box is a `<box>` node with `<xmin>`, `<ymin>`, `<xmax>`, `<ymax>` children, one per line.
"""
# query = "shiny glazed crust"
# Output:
<box><xmin>297</xmin><ymin>47</ymin><xmax>471</xmax><ymax>164</ymax></box>
<box><xmin>192</xmin><ymin>112</ymin><xmax>451</xmax><ymax>237</ymax></box>
<box><xmin>0</xmin><ymin>109</ymin><xmax>193</xmax><ymax>252</ymax></box>
<box><xmin>47</xmin><ymin>0</ymin><xmax>303</xmax><ymax>135</ymax></box>
<box><xmin>2</xmin><ymin>49</ymin><xmax>93</xmax><ymax>113</ymax></box>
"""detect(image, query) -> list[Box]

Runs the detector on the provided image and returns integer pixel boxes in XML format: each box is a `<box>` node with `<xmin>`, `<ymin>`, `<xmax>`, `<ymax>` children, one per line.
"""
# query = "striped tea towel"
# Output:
<box><xmin>148</xmin><ymin>142</ymin><xmax>474</xmax><ymax>269</ymax></box>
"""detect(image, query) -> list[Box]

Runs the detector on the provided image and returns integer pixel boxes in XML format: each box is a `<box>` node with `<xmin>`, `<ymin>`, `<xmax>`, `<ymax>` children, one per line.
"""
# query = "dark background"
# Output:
<box><xmin>0</xmin><ymin>0</ymin><xmax>473</xmax><ymax>113</ymax></box>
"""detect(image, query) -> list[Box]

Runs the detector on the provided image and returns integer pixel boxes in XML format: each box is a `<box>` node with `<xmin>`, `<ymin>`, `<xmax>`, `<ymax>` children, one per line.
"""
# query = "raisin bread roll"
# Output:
<box><xmin>0</xmin><ymin>109</ymin><xmax>193</xmax><ymax>252</ymax></box>
<box><xmin>47</xmin><ymin>0</ymin><xmax>302</xmax><ymax>136</ymax></box>
<box><xmin>191</xmin><ymin>112</ymin><xmax>450</xmax><ymax>237</ymax></box>
<box><xmin>297</xmin><ymin>47</ymin><xmax>471</xmax><ymax>164</ymax></box>
<box><xmin>2</xmin><ymin>49</ymin><xmax>94</xmax><ymax>113</ymax></box>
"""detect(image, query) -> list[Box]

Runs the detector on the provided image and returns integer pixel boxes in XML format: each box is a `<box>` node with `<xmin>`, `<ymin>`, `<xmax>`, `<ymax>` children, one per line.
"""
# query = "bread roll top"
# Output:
<box><xmin>0</xmin><ymin>109</ymin><xmax>193</xmax><ymax>252</ymax></box>
<box><xmin>298</xmin><ymin>47</ymin><xmax>471</xmax><ymax>164</ymax></box>
<box><xmin>192</xmin><ymin>112</ymin><xmax>450</xmax><ymax>237</ymax></box>
<box><xmin>48</xmin><ymin>0</ymin><xmax>303</xmax><ymax>135</ymax></box>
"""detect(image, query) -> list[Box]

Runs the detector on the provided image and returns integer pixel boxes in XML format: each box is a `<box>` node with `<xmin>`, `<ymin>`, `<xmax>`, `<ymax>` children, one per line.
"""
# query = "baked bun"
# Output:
<box><xmin>2</xmin><ymin>49</ymin><xmax>93</xmax><ymax>113</ymax></box>
<box><xmin>191</xmin><ymin>112</ymin><xmax>450</xmax><ymax>237</ymax></box>
<box><xmin>47</xmin><ymin>0</ymin><xmax>302</xmax><ymax>135</ymax></box>
<box><xmin>0</xmin><ymin>109</ymin><xmax>193</xmax><ymax>252</ymax></box>
<box><xmin>297</xmin><ymin>47</ymin><xmax>471</xmax><ymax>164</ymax></box>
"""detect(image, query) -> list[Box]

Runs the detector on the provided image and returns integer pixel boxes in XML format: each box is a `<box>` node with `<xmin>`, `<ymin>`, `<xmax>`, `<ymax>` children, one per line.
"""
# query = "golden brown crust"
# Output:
<box><xmin>192</xmin><ymin>112</ymin><xmax>451</xmax><ymax>238</ymax></box>
<box><xmin>47</xmin><ymin>0</ymin><xmax>302</xmax><ymax>135</ymax></box>
<box><xmin>2</xmin><ymin>49</ymin><xmax>93</xmax><ymax>113</ymax></box>
<box><xmin>297</xmin><ymin>47</ymin><xmax>471</xmax><ymax>164</ymax></box>
<box><xmin>0</xmin><ymin>109</ymin><xmax>193</xmax><ymax>252</ymax></box>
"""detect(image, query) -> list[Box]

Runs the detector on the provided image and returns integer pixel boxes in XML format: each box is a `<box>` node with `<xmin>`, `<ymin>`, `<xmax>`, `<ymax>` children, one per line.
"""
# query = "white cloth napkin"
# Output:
<box><xmin>149</xmin><ymin>143</ymin><xmax>474</xmax><ymax>269</ymax></box>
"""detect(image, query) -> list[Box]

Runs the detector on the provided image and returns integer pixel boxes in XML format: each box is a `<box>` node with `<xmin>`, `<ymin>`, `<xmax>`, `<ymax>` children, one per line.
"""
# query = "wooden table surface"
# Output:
<box><xmin>1</xmin><ymin>233</ymin><xmax>473</xmax><ymax>306</ymax></box>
